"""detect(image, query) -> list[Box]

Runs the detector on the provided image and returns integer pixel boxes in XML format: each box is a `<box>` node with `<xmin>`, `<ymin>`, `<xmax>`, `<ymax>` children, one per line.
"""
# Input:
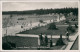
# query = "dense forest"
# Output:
<box><xmin>2</xmin><ymin>8</ymin><xmax>78</xmax><ymax>15</ymax></box>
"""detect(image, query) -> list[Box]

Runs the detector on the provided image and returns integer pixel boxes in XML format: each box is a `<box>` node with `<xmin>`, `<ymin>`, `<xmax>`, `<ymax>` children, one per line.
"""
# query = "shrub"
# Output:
<box><xmin>71</xmin><ymin>19</ymin><xmax>75</xmax><ymax>21</ymax></box>
<box><xmin>8</xmin><ymin>42</ymin><xmax>16</xmax><ymax>48</ymax></box>
<box><xmin>56</xmin><ymin>34</ymin><xmax>65</xmax><ymax>46</ymax></box>
<box><xmin>21</xmin><ymin>26</ymin><xmax>23</xmax><ymax>28</ymax></box>
<box><xmin>39</xmin><ymin>20</ymin><xmax>43</xmax><ymax>23</ymax></box>
<box><xmin>18</xmin><ymin>18</ymin><xmax>25</xmax><ymax>20</ymax></box>
<box><xmin>65</xmin><ymin>20</ymin><xmax>70</xmax><ymax>24</ymax></box>
<box><xmin>56</xmin><ymin>38</ymin><xmax>65</xmax><ymax>46</ymax></box>
<box><xmin>2</xmin><ymin>42</ymin><xmax>11</xmax><ymax>50</ymax></box>
<box><xmin>67</xmin><ymin>25</ymin><xmax>75</xmax><ymax>33</ymax></box>
<box><xmin>48</xmin><ymin>23</ymin><xmax>58</xmax><ymax>30</ymax></box>
<box><xmin>2</xmin><ymin>42</ymin><xmax>16</xmax><ymax>50</ymax></box>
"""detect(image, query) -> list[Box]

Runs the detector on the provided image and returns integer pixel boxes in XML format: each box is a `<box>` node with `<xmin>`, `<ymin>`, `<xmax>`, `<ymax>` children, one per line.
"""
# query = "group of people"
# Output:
<box><xmin>39</xmin><ymin>32</ymin><xmax>70</xmax><ymax>47</ymax></box>
<box><xmin>39</xmin><ymin>33</ymin><xmax>53</xmax><ymax>47</ymax></box>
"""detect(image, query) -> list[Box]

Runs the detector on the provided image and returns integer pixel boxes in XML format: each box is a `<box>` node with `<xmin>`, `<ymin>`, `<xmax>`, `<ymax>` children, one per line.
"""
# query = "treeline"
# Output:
<box><xmin>2</xmin><ymin>8</ymin><xmax>78</xmax><ymax>15</ymax></box>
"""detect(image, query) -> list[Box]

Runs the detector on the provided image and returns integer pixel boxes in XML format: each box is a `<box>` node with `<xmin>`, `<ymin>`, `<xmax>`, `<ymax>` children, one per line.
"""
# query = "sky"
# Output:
<box><xmin>1</xmin><ymin>0</ymin><xmax>79</xmax><ymax>1</ymax></box>
<box><xmin>2</xmin><ymin>2</ymin><xmax>78</xmax><ymax>11</ymax></box>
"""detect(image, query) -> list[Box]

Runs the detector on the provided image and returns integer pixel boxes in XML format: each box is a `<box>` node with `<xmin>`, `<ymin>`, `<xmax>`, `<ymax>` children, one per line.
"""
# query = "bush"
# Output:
<box><xmin>2</xmin><ymin>42</ymin><xmax>12</xmax><ymax>50</ymax></box>
<box><xmin>67</xmin><ymin>25</ymin><xmax>75</xmax><ymax>33</ymax></box>
<box><xmin>8</xmin><ymin>42</ymin><xmax>16</xmax><ymax>48</ymax></box>
<box><xmin>48</xmin><ymin>23</ymin><xmax>58</xmax><ymax>30</ymax></box>
<box><xmin>18</xmin><ymin>18</ymin><xmax>25</xmax><ymax>20</ymax></box>
<box><xmin>56</xmin><ymin>34</ymin><xmax>65</xmax><ymax>46</ymax></box>
<box><xmin>71</xmin><ymin>29</ymin><xmax>75</xmax><ymax>32</ymax></box>
<box><xmin>65</xmin><ymin>20</ymin><xmax>70</xmax><ymax>24</ymax></box>
<box><xmin>71</xmin><ymin>19</ymin><xmax>75</xmax><ymax>21</ymax></box>
<box><xmin>56</xmin><ymin>38</ymin><xmax>65</xmax><ymax>46</ymax></box>
<box><xmin>39</xmin><ymin>20</ymin><xmax>43</xmax><ymax>23</ymax></box>
<box><xmin>21</xmin><ymin>26</ymin><xmax>23</xmax><ymax>28</ymax></box>
<box><xmin>2</xmin><ymin>42</ymin><xmax>16</xmax><ymax>50</ymax></box>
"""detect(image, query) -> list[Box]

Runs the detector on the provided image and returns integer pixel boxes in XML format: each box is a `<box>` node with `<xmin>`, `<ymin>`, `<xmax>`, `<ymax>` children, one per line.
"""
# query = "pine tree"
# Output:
<box><xmin>56</xmin><ymin>34</ymin><xmax>65</xmax><ymax>46</ymax></box>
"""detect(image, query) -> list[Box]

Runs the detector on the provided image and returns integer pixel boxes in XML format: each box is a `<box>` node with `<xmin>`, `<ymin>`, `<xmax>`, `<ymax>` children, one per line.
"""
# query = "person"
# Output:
<box><xmin>39</xmin><ymin>33</ymin><xmax>44</xmax><ymax>46</ymax></box>
<box><xmin>50</xmin><ymin>39</ymin><xmax>53</xmax><ymax>47</ymax></box>
<box><xmin>44</xmin><ymin>34</ymin><xmax>48</xmax><ymax>46</ymax></box>
<box><xmin>66</xmin><ymin>31</ymin><xmax>70</xmax><ymax>41</ymax></box>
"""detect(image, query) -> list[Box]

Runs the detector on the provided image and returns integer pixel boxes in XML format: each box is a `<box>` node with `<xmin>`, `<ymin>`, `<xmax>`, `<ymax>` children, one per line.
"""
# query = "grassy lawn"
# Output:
<box><xmin>2</xmin><ymin>36</ymin><xmax>67</xmax><ymax>50</ymax></box>
<box><xmin>2</xmin><ymin>36</ymin><xmax>38</xmax><ymax>47</ymax></box>
<box><xmin>18</xmin><ymin>26</ymin><xmax>67</xmax><ymax>35</ymax></box>
<box><xmin>18</xmin><ymin>22</ymin><xmax>77</xmax><ymax>35</ymax></box>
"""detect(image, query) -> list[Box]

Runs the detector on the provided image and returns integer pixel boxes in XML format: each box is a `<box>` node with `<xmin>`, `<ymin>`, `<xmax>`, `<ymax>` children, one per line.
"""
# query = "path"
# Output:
<box><xmin>16</xmin><ymin>34</ymin><xmax>76</xmax><ymax>39</ymax></box>
<box><xmin>64</xmin><ymin>32</ymin><xmax>78</xmax><ymax>50</ymax></box>
<box><xmin>70</xmin><ymin>36</ymin><xmax>78</xmax><ymax>50</ymax></box>
<box><xmin>15</xmin><ymin>28</ymin><xmax>78</xmax><ymax>38</ymax></box>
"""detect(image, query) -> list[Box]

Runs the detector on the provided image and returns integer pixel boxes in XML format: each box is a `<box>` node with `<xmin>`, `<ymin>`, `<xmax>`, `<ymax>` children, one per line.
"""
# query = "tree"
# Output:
<box><xmin>48</xmin><ymin>22</ymin><xmax>58</xmax><ymax>30</ymax></box>
<box><xmin>3</xmin><ymin>8</ymin><xmax>78</xmax><ymax>15</ymax></box>
<box><xmin>56</xmin><ymin>34</ymin><xmax>65</xmax><ymax>46</ymax></box>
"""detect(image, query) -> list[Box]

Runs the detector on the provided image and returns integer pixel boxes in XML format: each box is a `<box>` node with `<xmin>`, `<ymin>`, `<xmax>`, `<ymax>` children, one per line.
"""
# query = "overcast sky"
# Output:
<box><xmin>2</xmin><ymin>2</ymin><xmax>78</xmax><ymax>11</ymax></box>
